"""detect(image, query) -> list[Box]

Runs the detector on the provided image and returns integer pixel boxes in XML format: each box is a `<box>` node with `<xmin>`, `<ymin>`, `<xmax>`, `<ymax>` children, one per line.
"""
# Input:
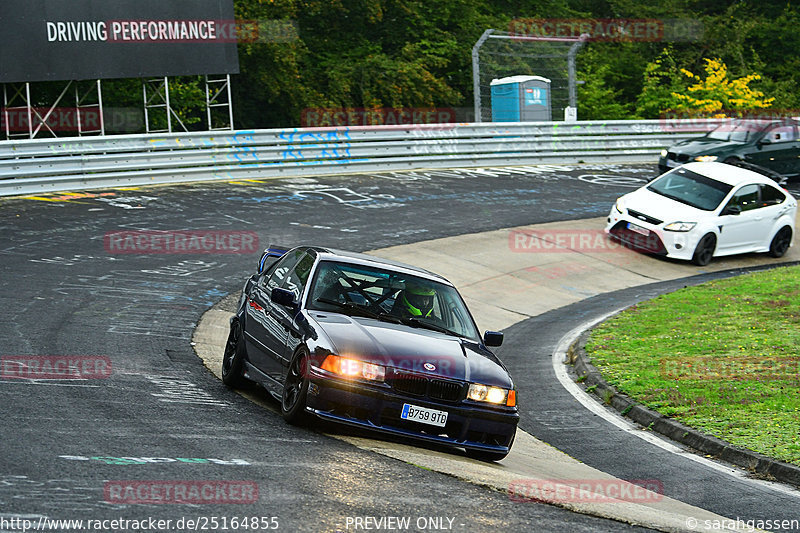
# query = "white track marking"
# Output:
<box><xmin>552</xmin><ymin>310</ymin><xmax>800</xmax><ymax>499</ymax></box>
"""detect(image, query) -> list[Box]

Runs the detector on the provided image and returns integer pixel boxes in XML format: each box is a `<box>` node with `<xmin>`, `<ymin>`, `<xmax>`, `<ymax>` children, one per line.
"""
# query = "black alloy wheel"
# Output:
<box><xmin>282</xmin><ymin>349</ymin><xmax>310</xmax><ymax>424</ymax></box>
<box><xmin>769</xmin><ymin>226</ymin><xmax>793</xmax><ymax>258</ymax></box>
<box><xmin>692</xmin><ymin>233</ymin><xmax>717</xmax><ymax>266</ymax></box>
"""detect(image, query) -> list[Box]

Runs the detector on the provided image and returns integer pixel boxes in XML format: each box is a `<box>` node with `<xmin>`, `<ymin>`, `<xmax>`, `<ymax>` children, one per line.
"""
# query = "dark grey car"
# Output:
<box><xmin>659</xmin><ymin>118</ymin><xmax>800</xmax><ymax>178</ymax></box>
<box><xmin>222</xmin><ymin>245</ymin><xmax>519</xmax><ymax>461</ymax></box>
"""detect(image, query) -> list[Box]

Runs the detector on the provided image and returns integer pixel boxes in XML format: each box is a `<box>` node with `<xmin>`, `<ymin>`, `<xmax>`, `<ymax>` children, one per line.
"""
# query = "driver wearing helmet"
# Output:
<box><xmin>395</xmin><ymin>282</ymin><xmax>436</xmax><ymax>319</ymax></box>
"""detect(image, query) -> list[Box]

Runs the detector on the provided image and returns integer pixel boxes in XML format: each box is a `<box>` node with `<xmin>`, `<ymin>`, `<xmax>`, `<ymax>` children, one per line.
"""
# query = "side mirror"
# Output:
<box><xmin>271</xmin><ymin>287</ymin><xmax>298</xmax><ymax>308</ymax></box>
<box><xmin>484</xmin><ymin>331</ymin><xmax>503</xmax><ymax>347</ymax></box>
<box><xmin>758</xmin><ymin>137</ymin><xmax>773</xmax><ymax>146</ymax></box>
<box><xmin>722</xmin><ymin>205</ymin><xmax>741</xmax><ymax>216</ymax></box>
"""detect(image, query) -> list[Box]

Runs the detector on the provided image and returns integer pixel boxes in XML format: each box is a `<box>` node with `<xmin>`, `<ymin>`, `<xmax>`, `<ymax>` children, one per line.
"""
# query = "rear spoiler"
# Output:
<box><xmin>723</xmin><ymin>159</ymin><xmax>787</xmax><ymax>186</ymax></box>
<box><xmin>257</xmin><ymin>243</ymin><xmax>290</xmax><ymax>274</ymax></box>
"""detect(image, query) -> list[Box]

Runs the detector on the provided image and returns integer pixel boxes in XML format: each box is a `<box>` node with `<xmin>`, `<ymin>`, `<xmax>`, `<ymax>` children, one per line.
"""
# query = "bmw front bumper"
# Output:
<box><xmin>304</xmin><ymin>368</ymin><xmax>519</xmax><ymax>454</ymax></box>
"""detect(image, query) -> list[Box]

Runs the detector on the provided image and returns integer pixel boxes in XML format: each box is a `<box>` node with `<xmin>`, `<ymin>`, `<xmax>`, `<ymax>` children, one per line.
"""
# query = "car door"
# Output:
<box><xmin>272</xmin><ymin>250</ymin><xmax>317</xmax><ymax>374</ymax></box>
<box><xmin>746</xmin><ymin>123</ymin><xmax>799</xmax><ymax>176</ymax></box>
<box><xmin>758</xmin><ymin>183</ymin><xmax>791</xmax><ymax>247</ymax></box>
<box><xmin>244</xmin><ymin>249</ymin><xmax>304</xmax><ymax>376</ymax></box>
<box><xmin>716</xmin><ymin>184</ymin><xmax>764</xmax><ymax>252</ymax></box>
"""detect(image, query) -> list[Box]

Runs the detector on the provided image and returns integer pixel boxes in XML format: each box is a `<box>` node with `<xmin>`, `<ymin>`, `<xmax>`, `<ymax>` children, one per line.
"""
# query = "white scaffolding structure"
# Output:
<box><xmin>2</xmin><ymin>80</ymin><xmax>104</xmax><ymax>139</ymax></box>
<box><xmin>2</xmin><ymin>75</ymin><xmax>233</xmax><ymax>139</ymax></box>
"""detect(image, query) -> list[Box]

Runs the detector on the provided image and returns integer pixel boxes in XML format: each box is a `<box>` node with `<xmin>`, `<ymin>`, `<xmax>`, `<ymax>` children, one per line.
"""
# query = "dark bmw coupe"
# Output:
<box><xmin>222</xmin><ymin>245</ymin><xmax>518</xmax><ymax>461</ymax></box>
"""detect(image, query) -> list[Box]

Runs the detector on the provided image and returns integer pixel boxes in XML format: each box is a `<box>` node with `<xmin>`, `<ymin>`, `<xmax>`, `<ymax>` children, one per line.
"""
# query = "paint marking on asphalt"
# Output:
<box><xmin>552</xmin><ymin>311</ymin><xmax>800</xmax><ymax>500</ymax></box>
<box><xmin>0</xmin><ymin>380</ymin><xmax>102</xmax><ymax>387</ymax></box>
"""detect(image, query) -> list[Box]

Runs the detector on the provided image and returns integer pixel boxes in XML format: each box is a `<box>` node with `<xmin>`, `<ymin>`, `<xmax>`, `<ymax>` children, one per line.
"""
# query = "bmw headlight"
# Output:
<box><xmin>320</xmin><ymin>355</ymin><xmax>385</xmax><ymax>382</ymax></box>
<box><xmin>694</xmin><ymin>155</ymin><xmax>718</xmax><ymax>162</ymax></box>
<box><xmin>468</xmin><ymin>383</ymin><xmax>516</xmax><ymax>406</ymax></box>
<box><xmin>663</xmin><ymin>221</ymin><xmax>697</xmax><ymax>232</ymax></box>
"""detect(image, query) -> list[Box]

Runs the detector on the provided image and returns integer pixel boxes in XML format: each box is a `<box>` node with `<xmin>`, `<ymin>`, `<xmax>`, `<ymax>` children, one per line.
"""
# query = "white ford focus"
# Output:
<box><xmin>605</xmin><ymin>162</ymin><xmax>797</xmax><ymax>266</ymax></box>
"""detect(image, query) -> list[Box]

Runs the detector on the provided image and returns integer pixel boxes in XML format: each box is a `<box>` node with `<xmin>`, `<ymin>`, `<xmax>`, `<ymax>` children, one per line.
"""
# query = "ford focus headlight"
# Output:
<box><xmin>664</xmin><ymin>222</ymin><xmax>697</xmax><ymax>232</ymax></box>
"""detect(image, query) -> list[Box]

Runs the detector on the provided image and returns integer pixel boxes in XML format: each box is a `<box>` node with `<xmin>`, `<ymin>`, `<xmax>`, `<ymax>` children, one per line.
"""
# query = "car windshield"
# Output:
<box><xmin>705</xmin><ymin>120</ymin><xmax>768</xmax><ymax>143</ymax></box>
<box><xmin>646</xmin><ymin>168</ymin><xmax>733</xmax><ymax>211</ymax></box>
<box><xmin>308</xmin><ymin>260</ymin><xmax>481</xmax><ymax>341</ymax></box>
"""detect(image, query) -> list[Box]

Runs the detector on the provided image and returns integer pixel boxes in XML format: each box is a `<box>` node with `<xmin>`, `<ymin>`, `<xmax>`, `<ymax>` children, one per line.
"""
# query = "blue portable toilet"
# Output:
<box><xmin>490</xmin><ymin>75</ymin><xmax>551</xmax><ymax>122</ymax></box>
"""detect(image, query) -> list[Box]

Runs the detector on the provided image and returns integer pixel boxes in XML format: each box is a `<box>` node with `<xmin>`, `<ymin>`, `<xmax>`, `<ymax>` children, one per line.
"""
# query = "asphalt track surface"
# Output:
<box><xmin>1</xmin><ymin>164</ymin><xmax>798</xmax><ymax>532</ymax></box>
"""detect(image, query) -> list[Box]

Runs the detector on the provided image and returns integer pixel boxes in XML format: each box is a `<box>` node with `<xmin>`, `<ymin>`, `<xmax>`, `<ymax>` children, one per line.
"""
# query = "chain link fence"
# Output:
<box><xmin>472</xmin><ymin>30</ymin><xmax>586</xmax><ymax>123</ymax></box>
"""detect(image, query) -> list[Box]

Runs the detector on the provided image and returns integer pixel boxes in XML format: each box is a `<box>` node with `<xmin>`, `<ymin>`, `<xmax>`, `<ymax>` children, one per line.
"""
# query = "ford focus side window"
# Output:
<box><xmin>727</xmin><ymin>184</ymin><xmax>760</xmax><ymax>212</ymax></box>
<box><xmin>760</xmin><ymin>184</ymin><xmax>786</xmax><ymax>206</ymax></box>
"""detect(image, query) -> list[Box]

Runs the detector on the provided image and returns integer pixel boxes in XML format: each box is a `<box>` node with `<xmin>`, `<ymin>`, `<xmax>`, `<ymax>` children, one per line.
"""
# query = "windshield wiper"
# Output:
<box><xmin>401</xmin><ymin>317</ymin><xmax>459</xmax><ymax>337</ymax></box>
<box><xmin>315</xmin><ymin>298</ymin><xmax>401</xmax><ymax>323</ymax></box>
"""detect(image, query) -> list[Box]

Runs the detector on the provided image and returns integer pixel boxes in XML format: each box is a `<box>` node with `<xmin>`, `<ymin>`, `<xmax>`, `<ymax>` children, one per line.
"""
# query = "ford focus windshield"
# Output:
<box><xmin>647</xmin><ymin>168</ymin><xmax>733</xmax><ymax>211</ymax></box>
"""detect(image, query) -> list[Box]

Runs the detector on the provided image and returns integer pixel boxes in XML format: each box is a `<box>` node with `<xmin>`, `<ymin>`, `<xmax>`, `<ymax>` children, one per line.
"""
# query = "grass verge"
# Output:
<box><xmin>585</xmin><ymin>265</ymin><xmax>800</xmax><ymax>466</ymax></box>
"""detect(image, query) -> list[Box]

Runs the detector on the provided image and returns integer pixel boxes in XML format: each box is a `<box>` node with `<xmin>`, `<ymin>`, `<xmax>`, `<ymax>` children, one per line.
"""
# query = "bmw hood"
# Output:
<box><xmin>309</xmin><ymin>312</ymin><xmax>512</xmax><ymax>387</ymax></box>
<box><xmin>668</xmin><ymin>137</ymin><xmax>741</xmax><ymax>157</ymax></box>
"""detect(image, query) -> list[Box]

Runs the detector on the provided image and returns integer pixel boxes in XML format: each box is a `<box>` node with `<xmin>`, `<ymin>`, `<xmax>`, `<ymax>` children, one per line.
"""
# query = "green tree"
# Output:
<box><xmin>577</xmin><ymin>48</ymin><xmax>635</xmax><ymax>120</ymax></box>
<box><xmin>635</xmin><ymin>48</ymin><xmax>688</xmax><ymax>119</ymax></box>
<box><xmin>672</xmin><ymin>58</ymin><xmax>774</xmax><ymax>116</ymax></box>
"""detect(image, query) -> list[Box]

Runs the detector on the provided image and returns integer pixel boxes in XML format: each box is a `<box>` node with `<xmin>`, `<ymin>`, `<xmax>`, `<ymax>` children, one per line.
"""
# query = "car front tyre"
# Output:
<box><xmin>221</xmin><ymin>319</ymin><xmax>246</xmax><ymax>388</ymax></box>
<box><xmin>282</xmin><ymin>348</ymin><xmax>310</xmax><ymax>425</ymax></box>
<box><xmin>691</xmin><ymin>233</ymin><xmax>716</xmax><ymax>266</ymax></box>
<box><xmin>768</xmin><ymin>226</ymin><xmax>793</xmax><ymax>258</ymax></box>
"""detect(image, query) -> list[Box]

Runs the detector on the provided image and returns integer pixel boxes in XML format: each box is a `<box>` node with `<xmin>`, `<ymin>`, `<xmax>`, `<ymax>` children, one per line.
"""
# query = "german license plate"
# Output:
<box><xmin>627</xmin><ymin>222</ymin><xmax>650</xmax><ymax>236</ymax></box>
<box><xmin>401</xmin><ymin>403</ymin><xmax>448</xmax><ymax>427</ymax></box>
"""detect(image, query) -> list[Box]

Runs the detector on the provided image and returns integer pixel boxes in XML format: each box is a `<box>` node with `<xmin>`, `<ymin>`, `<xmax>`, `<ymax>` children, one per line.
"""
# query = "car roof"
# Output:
<box><xmin>675</xmin><ymin>161</ymin><xmax>778</xmax><ymax>187</ymax></box>
<box><xmin>721</xmin><ymin>117</ymin><xmax>799</xmax><ymax>128</ymax></box>
<box><xmin>308</xmin><ymin>247</ymin><xmax>453</xmax><ymax>286</ymax></box>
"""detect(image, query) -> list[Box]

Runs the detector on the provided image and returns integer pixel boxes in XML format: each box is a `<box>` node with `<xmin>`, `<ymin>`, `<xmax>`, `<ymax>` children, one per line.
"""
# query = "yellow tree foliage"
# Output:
<box><xmin>672</xmin><ymin>58</ymin><xmax>774</xmax><ymax>117</ymax></box>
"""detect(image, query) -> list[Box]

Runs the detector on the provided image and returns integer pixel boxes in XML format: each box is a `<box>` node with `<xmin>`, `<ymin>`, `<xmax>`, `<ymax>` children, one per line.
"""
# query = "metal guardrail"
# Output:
<box><xmin>0</xmin><ymin>119</ymin><xmax>723</xmax><ymax>197</ymax></box>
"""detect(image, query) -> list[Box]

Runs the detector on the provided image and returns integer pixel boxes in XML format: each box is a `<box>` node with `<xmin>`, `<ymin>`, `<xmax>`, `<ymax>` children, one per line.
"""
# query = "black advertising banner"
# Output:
<box><xmin>0</xmin><ymin>0</ymin><xmax>239</xmax><ymax>83</ymax></box>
